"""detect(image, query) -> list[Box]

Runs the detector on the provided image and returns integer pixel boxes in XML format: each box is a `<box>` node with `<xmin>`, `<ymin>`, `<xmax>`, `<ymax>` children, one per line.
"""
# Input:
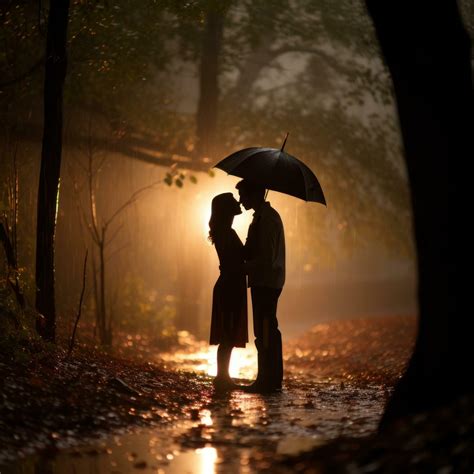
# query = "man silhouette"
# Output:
<box><xmin>236</xmin><ymin>179</ymin><xmax>285</xmax><ymax>393</ymax></box>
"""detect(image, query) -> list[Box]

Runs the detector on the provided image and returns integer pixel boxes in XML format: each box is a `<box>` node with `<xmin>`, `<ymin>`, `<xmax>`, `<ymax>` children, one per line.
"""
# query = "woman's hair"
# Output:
<box><xmin>208</xmin><ymin>215</ymin><xmax>228</xmax><ymax>244</ymax></box>
<box><xmin>208</xmin><ymin>193</ymin><xmax>238</xmax><ymax>244</ymax></box>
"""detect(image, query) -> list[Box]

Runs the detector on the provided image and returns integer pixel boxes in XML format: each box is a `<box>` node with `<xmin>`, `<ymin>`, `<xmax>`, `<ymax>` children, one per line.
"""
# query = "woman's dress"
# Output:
<box><xmin>209</xmin><ymin>228</ymin><xmax>248</xmax><ymax>347</ymax></box>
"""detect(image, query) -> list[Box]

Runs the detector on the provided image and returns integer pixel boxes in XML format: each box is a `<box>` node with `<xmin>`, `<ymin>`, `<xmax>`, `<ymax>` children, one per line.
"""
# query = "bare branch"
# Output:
<box><xmin>106</xmin><ymin>222</ymin><xmax>124</xmax><ymax>246</ymax></box>
<box><xmin>257</xmin><ymin>79</ymin><xmax>316</xmax><ymax>95</ymax></box>
<box><xmin>105</xmin><ymin>242</ymin><xmax>129</xmax><ymax>264</ymax></box>
<box><xmin>0</xmin><ymin>56</ymin><xmax>44</xmax><ymax>88</ymax></box>
<box><xmin>271</xmin><ymin>45</ymin><xmax>355</xmax><ymax>76</ymax></box>
<box><xmin>0</xmin><ymin>222</ymin><xmax>16</xmax><ymax>268</ymax></box>
<box><xmin>67</xmin><ymin>162</ymin><xmax>99</xmax><ymax>244</ymax></box>
<box><xmin>68</xmin><ymin>249</ymin><xmax>88</xmax><ymax>356</ymax></box>
<box><xmin>87</xmin><ymin>147</ymin><xmax>100</xmax><ymax>243</ymax></box>
<box><xmin>104</xmin><ymin>180</ymin><xmax>161</xmax><ymax>229</ymax></box>
<box><xmin>14</xmin><ymin>126</ymin><xmax>209</xmax><ymax>172</ymax></box>
<box><xmin>226</xmin><ymin>41</ymin><xmax>354</xmax><ymax>105</ymax></box>
<box><xmin>96</xmin><ymin>155</ymin><xmax>108</xmax><ymax>175</ymax></box>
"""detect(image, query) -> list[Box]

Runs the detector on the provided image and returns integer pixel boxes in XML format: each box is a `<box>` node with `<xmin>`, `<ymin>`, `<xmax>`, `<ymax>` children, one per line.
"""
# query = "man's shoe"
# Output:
<box><xmin>241</xmin><ymin>381</ymin><xmax>263</xmax><ymax>393</ymax></box>
<box><xmin>241</xmin><ymin>381</ymin><xmax>281</xmax><ymax>394</ymax></box>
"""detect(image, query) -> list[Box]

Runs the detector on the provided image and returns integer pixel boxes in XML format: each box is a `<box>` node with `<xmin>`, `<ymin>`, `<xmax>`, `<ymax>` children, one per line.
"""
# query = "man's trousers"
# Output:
<box><xmin>251</xmin><ymin>286</ymin><xmax>283</xmax><ymax>389</ymax></box>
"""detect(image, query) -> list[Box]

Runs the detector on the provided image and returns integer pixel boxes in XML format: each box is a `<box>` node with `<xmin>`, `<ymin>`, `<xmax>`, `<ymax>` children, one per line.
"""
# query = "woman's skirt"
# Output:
<box><xmin>209</xmin><ymin>274</ymin><xmax>248</xmax><ymax>347</ymax></box>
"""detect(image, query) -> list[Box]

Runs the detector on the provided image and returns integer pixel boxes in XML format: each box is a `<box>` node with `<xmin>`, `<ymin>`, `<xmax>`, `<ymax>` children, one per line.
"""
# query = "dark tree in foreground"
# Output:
<box><xmin>366</xmin><ymin>1</ymin><xmax>473</xmax><ymax>426</ymax></box>
<box><xmin>35</xmin><ymin>0</ymin><xmax>71</xmax><ymax>341</ymax></box>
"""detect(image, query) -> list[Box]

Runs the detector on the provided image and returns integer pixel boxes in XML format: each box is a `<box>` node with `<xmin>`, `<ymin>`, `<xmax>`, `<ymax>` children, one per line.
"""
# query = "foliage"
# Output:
<box><xmin>0</xmin><ymin>2</ymin><xmax>44</xmax><ymax>108</ymax></box>
<box><xmin>0</xmin><ymin>141</ymin><xmax>37</xmax><ymax>309</ymax></box>
<box><xmin>115</xmin><ymin>272</ymin><xmax>177</xmax><ymax>347</ymax></box>
<box><xmin>0</xmin><ymin>296</ymin><xmax>54</xmax><ymax>364</ymax></box>
<box><xmin>1</xmin><ymin>1</ymin><xmax>174</xmax><ymax>130</ymax></box>
<box><xmin>164</xmin><ymin>166</ymin><xmax>198</xmax><ymax>187</ymax></box>
<box><xmin>66</xmin><ymin>1</ymin><xmax>173</xmax><ymax>126</ymax></box>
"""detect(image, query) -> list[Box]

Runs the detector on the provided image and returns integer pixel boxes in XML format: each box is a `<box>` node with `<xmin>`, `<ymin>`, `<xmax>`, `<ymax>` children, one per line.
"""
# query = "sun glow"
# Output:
<box><xmin>158</xmin><ymin>331</ymin><xmax>258</xmax><ymax>381</ymax></box>
<box><xmin>160</xmin><ymin>343</ymin><xmax>258</xmax><ymax>380</ymax></box>
<box><xmin>206</xmin><ymin>346</ymin><xmax>258</xmax><ymax>380</ymax></box>
<box><xmin>190</xmin><ymin>173</ymin><xmax>253</xmax><ymax>244</ymax></box>
<box><xmin>198</xmin><ymin>196</ymin><xmax>253</xmax><ymax>242</ymax></box>
<box><xmin>200</xmin><ymin>204</ymin><xmax>253</xmax><ymax>243</ymax></box>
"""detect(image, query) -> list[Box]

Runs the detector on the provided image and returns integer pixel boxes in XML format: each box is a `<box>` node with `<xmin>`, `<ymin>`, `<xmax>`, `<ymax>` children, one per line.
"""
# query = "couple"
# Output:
<box><xmin>209</xmin><ymin>179</ymin><xmax>285</xmax><ymax>394</ymax></box>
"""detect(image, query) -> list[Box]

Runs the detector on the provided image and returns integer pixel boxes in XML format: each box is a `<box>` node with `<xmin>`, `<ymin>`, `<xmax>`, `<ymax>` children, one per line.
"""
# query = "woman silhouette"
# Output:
<box><xmin>208</xmin><ymin>193</ymin><xmax>248</xmax><ymax>390</ymax></box>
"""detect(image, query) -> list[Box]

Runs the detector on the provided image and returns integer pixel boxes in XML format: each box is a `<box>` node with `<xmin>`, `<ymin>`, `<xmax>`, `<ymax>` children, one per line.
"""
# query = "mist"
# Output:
<box><xmin>0</xmin><ymin>0</ymin><xmax>420</xmax><ymax>346</ymax></box>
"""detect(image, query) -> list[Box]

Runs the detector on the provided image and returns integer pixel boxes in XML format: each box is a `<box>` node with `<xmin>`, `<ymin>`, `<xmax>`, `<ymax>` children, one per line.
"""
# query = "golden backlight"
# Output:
<box><xmin>207</xmin><ymin>346</ymin><xmax>258</xmax><ymax>380</ymax></box>
<box><xmin>159</xmin><ymin>333</ymin><xmax>258</xmax><ymax>381</ymax></box>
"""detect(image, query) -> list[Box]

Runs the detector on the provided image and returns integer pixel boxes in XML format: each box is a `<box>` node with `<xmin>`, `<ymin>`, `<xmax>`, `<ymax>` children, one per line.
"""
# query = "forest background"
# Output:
<box><xmin>1</xmin><ymin>0</ymin><xmax>472</xmax><ymax>348</ymax></box>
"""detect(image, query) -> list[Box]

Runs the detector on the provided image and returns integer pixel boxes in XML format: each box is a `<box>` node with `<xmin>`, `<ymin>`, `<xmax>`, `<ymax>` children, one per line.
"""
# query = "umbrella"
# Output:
<box><xmin>214</xmin><ymin>134</ymin><xmax>326</xmax><ymax>204</ymax></box>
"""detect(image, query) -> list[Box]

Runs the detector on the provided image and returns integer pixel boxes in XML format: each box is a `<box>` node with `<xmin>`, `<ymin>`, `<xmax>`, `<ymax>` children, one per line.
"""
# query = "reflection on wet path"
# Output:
<box><xmin>3</xmin><ymin>317</ymin><xmax>415</xmax><ymax>473</ymax></box>
<box><xmin>157</xmin><ymin>331</ymin><xmax>259</xmax><ymax>380</ymax></box>
<box><xmin>5</xmin><ymin>384</ymin><xmax>384</xmax><ymax>473</ymax></box>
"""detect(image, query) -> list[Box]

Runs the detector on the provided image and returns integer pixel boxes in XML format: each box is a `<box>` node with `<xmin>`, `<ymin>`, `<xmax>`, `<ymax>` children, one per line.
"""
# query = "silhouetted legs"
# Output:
<box><xmin>214</xmin><ymin>342</ymin><xmax>235</xmax><ymax>389</ymax></box>
<box><xmin>217</xmin><ymin>342</ymin><xmax>233</xmax><ymax>378</ymax></box>
<box><xmin>251</xmin><ymin>287</ymin><xmax>283</xmax><ymax>390</ymax></box>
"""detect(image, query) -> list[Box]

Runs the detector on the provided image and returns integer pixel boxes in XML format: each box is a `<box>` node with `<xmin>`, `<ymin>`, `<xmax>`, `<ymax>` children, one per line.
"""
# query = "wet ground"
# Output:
<box><xmin>1</xmin><ymin>316</ymin><xmax>416</xmax><ymax>473</ymax></box>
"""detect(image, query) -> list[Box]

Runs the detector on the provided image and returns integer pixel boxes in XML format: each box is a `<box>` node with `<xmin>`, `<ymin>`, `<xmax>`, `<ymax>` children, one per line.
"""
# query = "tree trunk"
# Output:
<box><xmin>365</xmin><ymin>1</ymin><xmax>473</xmax><ymax>427</ymax></box>
<box><xmin>195</xmin><ymin>3</ymin><xmax>225</xmax><ymax>160</ymax></box>
<box><xmin>35</xmin><ymin>0</ymin><xmax>70</xmax><ymax>341</ymax></box>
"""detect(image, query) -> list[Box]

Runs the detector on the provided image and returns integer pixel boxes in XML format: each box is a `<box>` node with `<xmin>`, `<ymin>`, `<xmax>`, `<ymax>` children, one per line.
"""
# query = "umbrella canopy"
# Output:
<box><xmin>214</xmin><ymin>141</ymin><xmax>326</xmax><ymax>204</ymax></box>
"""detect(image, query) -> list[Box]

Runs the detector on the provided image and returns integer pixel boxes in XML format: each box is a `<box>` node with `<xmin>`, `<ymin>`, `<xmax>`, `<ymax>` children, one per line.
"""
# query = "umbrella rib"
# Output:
<box><xmin>267</xmin><ymin>150</ymin><xmax>282</xmax><ymax>191</ymax></box>
<box><xmin>217</xmin><ymin>147</ymin><xmax>274</xmax><ymax>171</ymax></box>
<box><xmin>298</xmin><ymin>160</ymin><xmax>310</xmax><ymax>201</ymax></box>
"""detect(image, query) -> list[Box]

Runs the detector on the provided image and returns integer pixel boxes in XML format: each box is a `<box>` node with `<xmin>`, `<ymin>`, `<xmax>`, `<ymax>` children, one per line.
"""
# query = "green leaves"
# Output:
<box><xmin>164</xmin><ymin>169</ymin><xmax>197</xmax><ymax>188</ymax></box>
<box><xmin>164</xmin><ymin>174</ymin><xmax>173</xmax><ymax>186</ymax></box>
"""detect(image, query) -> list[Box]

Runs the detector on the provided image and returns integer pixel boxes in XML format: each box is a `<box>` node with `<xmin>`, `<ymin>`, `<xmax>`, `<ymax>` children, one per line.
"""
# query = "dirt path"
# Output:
<box><xmin>1</xmin><ymin>316</ymin><xmax>417</xmax><ymax>473</ymax></box>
